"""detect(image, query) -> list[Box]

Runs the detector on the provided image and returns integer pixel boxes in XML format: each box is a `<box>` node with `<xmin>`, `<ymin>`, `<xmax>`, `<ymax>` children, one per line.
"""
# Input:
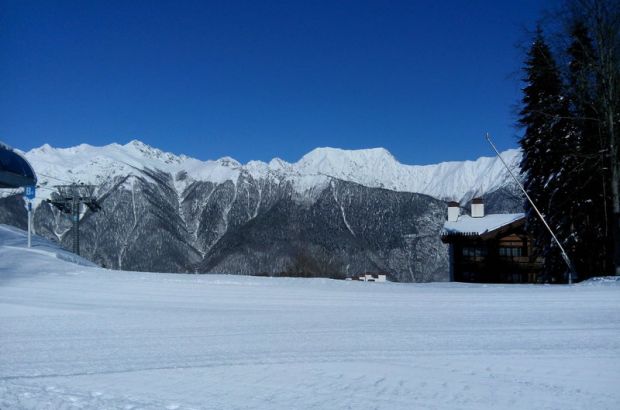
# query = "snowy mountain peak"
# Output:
<box><xmin>125</xmin><ymin>139</ymin><xmax>149</xmax><ymax>148</ymax></box>
<box><xmin>297</xmin><ymin>146</ymin><xmax>397</xmax><ymax>170</ymax></box>
<box><xmin>19</xmin><ymin>140</ymin><xmax>521</xmax><ymax>204</ymax></box>
<box><xmin>27</xmin><ymin>143</ymin><xmax>56</xmax><ymax>155</ymax></box>
<box><xmin>215</xmin><ymin>157</ymin><xmax>242</xmax><ymax>168</ymax></box>
<box><xmin>268</xmin><ymin>157</ymin><xmax>292</xmax><ymax>171</ymax></box>
<box><xmin>122</xmin><ymin>139</ymin><xmax>184</xmax><ymax>164</ymax></box>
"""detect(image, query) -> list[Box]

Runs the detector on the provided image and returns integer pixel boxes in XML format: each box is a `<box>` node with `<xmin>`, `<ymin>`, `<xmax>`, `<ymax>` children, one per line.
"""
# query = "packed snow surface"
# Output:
<box><xmin>1</xmin><ymin>225</ymin><xmax>619</xmax><ymax>410</ymax></box>
<box><xmin>442</xmin><ymin>213</ymin><xmax>525</xmax><ymax>236</ymax></box>
<box><xmin>17</xmin><ymin>140</ymin><xmax>521</xmax><ymax>206</ymax></box>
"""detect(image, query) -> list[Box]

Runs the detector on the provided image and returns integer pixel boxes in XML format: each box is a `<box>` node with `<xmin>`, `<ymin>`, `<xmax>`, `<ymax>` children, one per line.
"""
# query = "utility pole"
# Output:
<box><xmin>27</xmin><ymin>201</ymin><xmax>32</xmax><ymax>248</ymax></box>
<box><xmin>72</xmin><ymin>188</ymin><xmax>80</xmax><ymax>254</ymax></box>
<box><xmin>47</xmin><ymin>183</ymin><xmax>101</xmax><ymax>255</ymax></box>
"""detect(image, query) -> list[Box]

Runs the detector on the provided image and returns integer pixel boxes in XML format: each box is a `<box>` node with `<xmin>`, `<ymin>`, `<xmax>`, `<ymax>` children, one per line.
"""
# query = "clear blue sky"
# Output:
<box><xmin>0</xmin><ymin>0</ymin><xmax>550</xmax><ymax>165</ymax></box>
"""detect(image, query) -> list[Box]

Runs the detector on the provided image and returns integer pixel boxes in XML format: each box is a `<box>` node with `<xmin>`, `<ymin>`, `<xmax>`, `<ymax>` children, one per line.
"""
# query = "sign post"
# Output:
<box><xmin>24</xmin><ymin>185</ymin><xmax>35</xmax><ymax>248</ymax></box>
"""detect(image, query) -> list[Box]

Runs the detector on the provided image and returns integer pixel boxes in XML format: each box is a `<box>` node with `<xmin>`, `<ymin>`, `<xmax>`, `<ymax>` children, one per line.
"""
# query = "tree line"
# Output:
<box><xmin>518</xmin><ymin>0</ymin><xmax>619</xmax><ymax>281</ymax></box>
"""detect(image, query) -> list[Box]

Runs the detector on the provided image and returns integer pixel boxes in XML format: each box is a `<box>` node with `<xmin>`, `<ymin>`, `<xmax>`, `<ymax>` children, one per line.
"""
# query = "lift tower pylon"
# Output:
<box><xmin>47</xmin><ymin>183</ymin><xmax>101</xmax><ymax>255</ymax></box>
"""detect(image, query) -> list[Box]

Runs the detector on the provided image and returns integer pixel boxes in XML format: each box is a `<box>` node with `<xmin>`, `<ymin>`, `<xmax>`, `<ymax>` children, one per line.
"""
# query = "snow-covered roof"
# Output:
<box><xmin>442</xmin><ymin>213</ymin><xmax>525</xmax><ymax>237</ymax></box>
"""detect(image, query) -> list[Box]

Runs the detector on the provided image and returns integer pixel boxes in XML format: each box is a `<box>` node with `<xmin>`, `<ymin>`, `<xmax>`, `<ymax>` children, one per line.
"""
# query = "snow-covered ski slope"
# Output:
<box><xmin>1</xmin><ymin>225</ymin><xmax>619</xmax><ymax>410</ymax></box>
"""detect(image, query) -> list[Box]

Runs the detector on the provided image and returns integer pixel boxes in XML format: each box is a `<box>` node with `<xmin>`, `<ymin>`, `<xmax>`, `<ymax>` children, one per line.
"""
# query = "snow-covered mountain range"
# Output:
<box><xmin>1</xmin><ymin>140</ymin><xmax>523</xmax><ymax>281</ymax></box>
<box><xmin>22</xmin><ymin>140</ymin><xmax>521</xmax><ymax>206</ymax></box>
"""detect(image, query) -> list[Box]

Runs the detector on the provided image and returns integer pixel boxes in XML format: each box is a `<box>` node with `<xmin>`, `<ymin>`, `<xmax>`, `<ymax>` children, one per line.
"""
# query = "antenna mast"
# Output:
<box><xmin>485</xmin><ymin>133</ymin><xmax>576</xmax><ymax>284</ymax></box>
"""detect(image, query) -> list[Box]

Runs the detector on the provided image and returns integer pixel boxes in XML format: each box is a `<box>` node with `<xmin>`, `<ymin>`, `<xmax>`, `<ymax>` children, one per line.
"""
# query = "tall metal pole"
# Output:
<box><xmin>27</xmin><ymin>201</ymin><xmax>32</xmax><ymax>248</ymax></box>
<box><xmin>485</xmin><ymin>133</ymin><xmax>576</xmax><ymax>284</ymax></box>
<box><xmin>72</xmin><ymin>184</ymin><xmax>80</xmax><ymax>255</ymax></box>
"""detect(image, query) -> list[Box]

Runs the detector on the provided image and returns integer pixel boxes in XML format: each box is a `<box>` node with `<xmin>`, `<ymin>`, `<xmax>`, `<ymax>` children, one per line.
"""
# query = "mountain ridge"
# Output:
<box><xmin>21</xmin><ymin>140</ymin><xmax>521</xmax><ymax>205</ymax></box>
<box><xmin>0</xmin><ymin>140</ymin><xmax>523</xmax><ymax>281</ymax></box>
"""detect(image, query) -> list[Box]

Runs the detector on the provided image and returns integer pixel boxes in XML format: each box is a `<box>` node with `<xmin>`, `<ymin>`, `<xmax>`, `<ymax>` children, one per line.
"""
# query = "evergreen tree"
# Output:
<box><xmin>571</xmin><ymin>0</ymin><xmax>620</xmax><ymax>276</ymax></box>
<box><xmin>519</xmin><ymin>0</ymin><xmax>620</xmax><ymax>279</ymax></box>
<box><xmin>518</xmin><ymin>29</ymin><xmax>574</xmax><ymax>282</ymax></box>
<box><xmin>565</xmin><ymin>20</ymin><xmax>613</xmax><ymax>279</ymax></box>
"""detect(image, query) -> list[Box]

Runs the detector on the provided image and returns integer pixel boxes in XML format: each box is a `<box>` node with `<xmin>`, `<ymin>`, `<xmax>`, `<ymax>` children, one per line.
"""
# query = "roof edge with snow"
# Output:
<box><xmin>440</xmin><ymin>213</ymin><xmax>525</xmax><ymax>242</ymax></box>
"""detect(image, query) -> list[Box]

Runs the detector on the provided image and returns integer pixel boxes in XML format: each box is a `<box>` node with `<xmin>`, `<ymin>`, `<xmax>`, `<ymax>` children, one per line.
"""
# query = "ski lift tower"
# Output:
<box><xmin>47</xmin><ymin>183</ymin><xmax>101</xmax><ymax>256</ymax></box>
<box><xmin>0</xmin><ymin>141</ymin><xmax>38</xmax><ymax>247</ymax></box>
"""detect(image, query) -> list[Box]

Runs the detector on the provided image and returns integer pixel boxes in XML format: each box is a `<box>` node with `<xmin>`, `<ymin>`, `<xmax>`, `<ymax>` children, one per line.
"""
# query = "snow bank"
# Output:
<box><xmin>0</xmin><ymin>224</ymin><xmax>96</xmax><ymax>281</ymax></box>
<box><xmin>579</xmin><ymin>276</ymin><xmax>620</xmax><ymax>286</ymax></box>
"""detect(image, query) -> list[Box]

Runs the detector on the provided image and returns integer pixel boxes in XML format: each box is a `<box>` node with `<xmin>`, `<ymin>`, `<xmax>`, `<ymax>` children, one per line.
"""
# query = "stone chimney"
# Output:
<box><xmin>447</xmin><ymin>201</ymin><xmax>460</xmax><ymax>222</ymax></box>
<box><xmin>471</xmin><ymin>197</ymin><xmax>484</xmax><ymax>218</ymax></box>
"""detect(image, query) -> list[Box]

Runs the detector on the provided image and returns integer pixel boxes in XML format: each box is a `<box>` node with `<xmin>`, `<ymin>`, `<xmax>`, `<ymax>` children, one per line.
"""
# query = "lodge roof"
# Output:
<box><xmin>441</xmin><ymin>213</ymin><xmax>525</xmax><ymax>242</ymax></box>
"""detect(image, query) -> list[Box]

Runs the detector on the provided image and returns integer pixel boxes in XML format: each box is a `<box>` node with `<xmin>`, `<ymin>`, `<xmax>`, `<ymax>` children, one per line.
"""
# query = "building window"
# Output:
<box><xmin>499</xmin><ymin>247</ymin><xmax>523</xmax><ymax>257</ymax></box>
<box><xmin>498</xmin><ymin>240</ymin><xmax>527</xmax><ymax>257</ymax></box>
<box><xmin>462</xmin><ymin>246</ymin><xmax>487</xmax><ymax>258</ymax></box>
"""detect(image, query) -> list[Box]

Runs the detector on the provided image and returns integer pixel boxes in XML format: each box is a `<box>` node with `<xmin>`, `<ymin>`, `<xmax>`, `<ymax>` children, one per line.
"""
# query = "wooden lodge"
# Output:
<box><xmin>440</xmin><ymin>199</ymin><xmax>542</xmax><ymax>283</ymax></box>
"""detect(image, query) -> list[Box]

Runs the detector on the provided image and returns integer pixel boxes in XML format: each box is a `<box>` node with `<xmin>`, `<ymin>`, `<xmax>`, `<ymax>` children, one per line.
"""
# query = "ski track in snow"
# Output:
<box><xmin>1</xmin><ymin>225</ymin><xmax>619</xmax><ymax>409</ymax></box>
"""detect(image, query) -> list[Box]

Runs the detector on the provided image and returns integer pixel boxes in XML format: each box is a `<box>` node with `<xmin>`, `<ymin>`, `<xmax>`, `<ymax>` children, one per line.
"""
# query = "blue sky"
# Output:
<box><xmin>0</xmin><ymin>0</ymin><xmax>550</xmax><ymax>164</ymax></box>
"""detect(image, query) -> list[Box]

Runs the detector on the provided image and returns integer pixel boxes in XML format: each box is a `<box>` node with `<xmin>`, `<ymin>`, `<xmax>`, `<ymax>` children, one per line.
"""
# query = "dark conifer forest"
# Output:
<box><xmin>518</xmin><ymin>0</ymin><xmax>619</xmax><ymax>281</ymax></box>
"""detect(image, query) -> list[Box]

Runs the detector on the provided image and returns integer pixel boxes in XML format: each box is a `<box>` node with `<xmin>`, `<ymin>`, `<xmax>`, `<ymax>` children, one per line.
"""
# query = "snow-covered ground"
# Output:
<box><xmin>1</xmin><ymin>225</ymin><xmax>619</xmax><ymax>410</ymax></box>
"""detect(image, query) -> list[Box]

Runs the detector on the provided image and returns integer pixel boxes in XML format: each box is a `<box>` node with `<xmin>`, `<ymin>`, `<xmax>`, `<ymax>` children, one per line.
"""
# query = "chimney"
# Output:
<box><xmin>471</xmin><ymin>197</ymin><xmax>484</xmax><ymax>218</ymax></box>
<box><xmin>447</xmin><ymin>201</ymin><xmax>460</xmax><ymax>222</ymax></box>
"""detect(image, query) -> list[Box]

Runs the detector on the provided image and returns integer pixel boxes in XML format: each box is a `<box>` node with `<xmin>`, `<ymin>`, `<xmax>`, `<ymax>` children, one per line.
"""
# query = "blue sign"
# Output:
<box><xmin>24</xmin><ymin>185</ymin><xmax>35</xmax><ymax>200</ymax></box>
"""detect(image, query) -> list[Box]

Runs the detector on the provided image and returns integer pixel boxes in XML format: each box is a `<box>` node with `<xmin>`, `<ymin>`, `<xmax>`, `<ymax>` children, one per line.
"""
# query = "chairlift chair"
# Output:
<box><xmin>0</xmin><ymin>142</ymin><xmax>37</xmax><ymax>189</ymax></box>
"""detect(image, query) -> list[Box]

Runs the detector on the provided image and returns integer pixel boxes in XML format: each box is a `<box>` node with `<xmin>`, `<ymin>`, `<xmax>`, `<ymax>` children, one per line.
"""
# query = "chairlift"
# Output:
<box><xmin>0</xmin><ymin>141</ymin><xmax>37</xmax><ymax>188</ymax></box>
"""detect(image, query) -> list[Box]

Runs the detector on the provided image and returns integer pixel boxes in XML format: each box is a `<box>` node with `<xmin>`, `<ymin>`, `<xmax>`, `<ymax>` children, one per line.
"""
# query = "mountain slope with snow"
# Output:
<box><xmin>0</xmin><ymin>141</ymin><xmax>523</xmax><ymax>280</ymax></box>
<box><xmin>22</xmin><ymin>140</ymin><xmax>521</xmax><ymax>205</ymax></box>
<box><xmin>294</xmin><ymin>146</ymin><xmax>521</xmax><ymax>200</ymax></box>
